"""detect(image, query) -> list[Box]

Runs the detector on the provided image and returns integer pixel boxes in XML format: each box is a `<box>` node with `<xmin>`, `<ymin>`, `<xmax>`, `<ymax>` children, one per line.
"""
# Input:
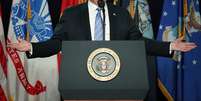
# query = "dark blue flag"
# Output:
<box><xmin>182</xmin><ymin>0</ymin><xmax>201</xmax><ymax>100</ymax></box>
<box><xmin>157</xmin><ymin>0</ymin><xmax>182</xmax><ymax>100</ymax></box>
<box><xmin>157</xmin><ymin>0</ymin><xmax>201</xmax><ymax>100</ymax></box>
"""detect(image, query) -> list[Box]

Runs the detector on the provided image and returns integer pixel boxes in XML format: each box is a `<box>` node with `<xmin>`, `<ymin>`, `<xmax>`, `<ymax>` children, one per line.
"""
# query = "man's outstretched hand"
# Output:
<box><xmin>171</xmin><ymin>37</ymin><xmax>197</xmax><ymax>52</ymax></box>
<box><xmin>7</xmin><ymin>37</ymin><xmax>31</xmax><ymax>52</ymax></box>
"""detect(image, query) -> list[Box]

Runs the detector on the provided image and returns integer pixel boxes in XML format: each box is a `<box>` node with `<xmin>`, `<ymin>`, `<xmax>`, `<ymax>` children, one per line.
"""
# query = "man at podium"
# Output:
<box><xmin>7</xmin><ymin>0</ymin><xmax>197</xmax><ymax>101</ymax></box>
<box><xmin>8</xmin><ymin>0</ymin><xmax>196</xmax><ymax>57</ymax></box>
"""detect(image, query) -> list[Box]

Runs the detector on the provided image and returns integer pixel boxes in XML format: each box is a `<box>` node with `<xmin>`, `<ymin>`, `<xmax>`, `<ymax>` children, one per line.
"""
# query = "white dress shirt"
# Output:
<box><xmin>88</xmin><ymin>1</ymin><xmax>110</xmax><ymax>41</ymax></box>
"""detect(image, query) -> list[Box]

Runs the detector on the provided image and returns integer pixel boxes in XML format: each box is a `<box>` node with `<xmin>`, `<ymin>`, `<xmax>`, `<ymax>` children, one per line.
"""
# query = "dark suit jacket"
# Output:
<box><xmin>30</xmin><ymin>3</ymin><xmax>170</xmax><ymax>58</ymax></box>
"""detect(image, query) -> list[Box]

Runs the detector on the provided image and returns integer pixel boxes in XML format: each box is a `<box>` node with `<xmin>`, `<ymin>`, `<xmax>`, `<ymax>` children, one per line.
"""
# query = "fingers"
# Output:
<box><xmin>7</xmin><ymin>37</ymin><xmax>23</xmax><ymax>48</ymax></box>
<box><xmin>184</xmin><ymin>42</ymin><xmax>197</xmax><ymax>47</ymax></box>
<box><xmin>180</xmin><ymin>43</ymin><xmax>197</xmax><ymax>52</ymax></box>
<box><xmin>7</xmin><ymin>39</ymin><xmax>31</xmax><ymax>52</ymax></box>
<box><xmin>171</xmin><ymin>41</ymin><xmax>197</xmax><ymax>52</ymax></box>
<box><xmin>7</xmin><ymin>43</ymin><xmax>25</xmax><ymax>52</ymax></box>
<box><xmin>7</xmin><ymin>43</ymin><xmax>19</xmax><ymax>50</ymax></box>
<box><xmin>17</xmin><ymin>37</ymin><xmax>23</xmax><ymax>42</ymax></box>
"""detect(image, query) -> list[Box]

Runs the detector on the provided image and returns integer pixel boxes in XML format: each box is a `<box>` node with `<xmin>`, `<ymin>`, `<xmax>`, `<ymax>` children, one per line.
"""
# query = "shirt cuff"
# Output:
<box><xmin>29</xmin><ymin>44</ymin><xmax>33</xmax><ymax>55</ymax></box>
<box><xmin>169</xmin><ymin>42</ymin><xmax>173</xmax><ymax>54</ymax></box>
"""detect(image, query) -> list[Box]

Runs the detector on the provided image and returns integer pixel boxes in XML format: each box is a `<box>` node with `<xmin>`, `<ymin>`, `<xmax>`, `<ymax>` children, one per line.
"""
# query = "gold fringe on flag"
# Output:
<box><xmin>158</xmin><ymin>79</ymin><xmax>174</xmax><ymax>101</ymax></box>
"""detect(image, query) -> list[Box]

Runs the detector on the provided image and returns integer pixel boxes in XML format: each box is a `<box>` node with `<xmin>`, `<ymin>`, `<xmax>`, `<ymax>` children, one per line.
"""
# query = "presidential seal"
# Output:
<box><xmin>87</xmin><ymin>48</ymin><xmax>120</xmax><ymax>81</ymax></box>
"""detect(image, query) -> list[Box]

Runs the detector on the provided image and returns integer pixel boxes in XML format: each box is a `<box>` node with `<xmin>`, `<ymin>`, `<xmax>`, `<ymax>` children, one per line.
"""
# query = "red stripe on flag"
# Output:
<box><xmin>57</xmin><ymin>52</ymin><xmax>61</xmax><ymax>73</ymax></box>
<box><xmin>0</xmin><ymin>42</ymin><xmax>7</xmax><ymax>77</ymax></box>
<box><xmin>0</xmin><ymin>5</ymin><xmax>7</xmax><ymax>101</ymax></box>
<box><xmin>0</xmin><ymin>85</ymin><xmax>7</xmax><ymax>101</ymax></box>
<box><xmin>61</xmin><ymin>0</ymin><xmax>79</xmax><ymax>13</ymax></box>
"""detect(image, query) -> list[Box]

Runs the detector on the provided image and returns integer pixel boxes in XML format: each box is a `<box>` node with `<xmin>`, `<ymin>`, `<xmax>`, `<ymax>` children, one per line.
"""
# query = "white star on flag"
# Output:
<box><xmin>192</xmin><ymin>60</ymin><xmax>197</xmax><ymax>65</ymax></box>
<box><xmin>159</xmin><ymin>25</ymin><xmax>163</xmax><ymax>30</ymax></box>
<box><xmin>163</xmin><ymin>11</ymin><xmax>168</xmax><ymax>16</ymax></box>
<box><xmin>172</xmin><ymin>1</ymin><xmax>176</xmax><ymax>5</ymax></box>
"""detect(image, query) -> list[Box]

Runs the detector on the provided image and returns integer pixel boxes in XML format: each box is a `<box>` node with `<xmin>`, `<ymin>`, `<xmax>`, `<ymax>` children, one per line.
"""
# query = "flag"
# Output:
<box><xmin>7</xmin><ymin>0</ymin><xmax>60</xmax><ymax>101</ymax></box>
<box><xmin>157</xmin><ymin>0</ymin><xmax>201</xmax><ymax>100</ymax></box>
<box><xmin>137</xmin><ymin>0</ymin><xmax>154</xmax><ymax>39</ymax></box>
<box><xmin>61</xmin><ymin>0</ymin><xmax>79</xmax><ymax>13</ymax></box>
<box><xmin>182</xmin><ymin>0</ymin><xmax>201</xmax><ymax>100</ymax></box>
<box><xmin>61</xmin><ymin>0</ymin><xmax>87</xmax><ymax>14</ymax></box>
<box><xmin>121</xmin><ymin>0</ymin><xmax>154</xmax><ymax>39</ymax></box>
<box><xmin>0</xmin><ymin>4</ymin><xmax>8</xmax><ymax>101</ymax></box>
<box><xmin>156</xmin><ymin>0</ymin><xmax>182</xmax><ymax>100</ymax></box>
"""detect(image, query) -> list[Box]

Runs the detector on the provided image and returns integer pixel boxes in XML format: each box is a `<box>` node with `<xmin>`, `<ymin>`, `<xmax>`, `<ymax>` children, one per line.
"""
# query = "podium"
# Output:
<box><xmin>59</xmin><ymin>41</ymin><xmax>149</xmax><ymax>101</ymax></box>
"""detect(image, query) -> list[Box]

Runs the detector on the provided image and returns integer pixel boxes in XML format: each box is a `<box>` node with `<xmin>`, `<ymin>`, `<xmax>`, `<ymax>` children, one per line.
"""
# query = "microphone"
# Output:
<box><xmin>98</xmin><ymin>0</ymin><xmax>105</xmax><ymax>8</ymax></box>
<box><xmin>98</xmin><ymin>0</ymin><xmax>106</xmax><ymax>40</ymax></box>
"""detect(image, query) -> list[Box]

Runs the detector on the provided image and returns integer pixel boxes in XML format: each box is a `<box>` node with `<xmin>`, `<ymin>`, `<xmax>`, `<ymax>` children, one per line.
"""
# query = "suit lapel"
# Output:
<box><xmin>80</xmin><ymin>3</ymin><xmax>91</xmax><ymax>40</ymax></box>
<box><xmin>108</xmin><ymin>5</ymin><xmax>118</xmax><ymax>40</ymax></box>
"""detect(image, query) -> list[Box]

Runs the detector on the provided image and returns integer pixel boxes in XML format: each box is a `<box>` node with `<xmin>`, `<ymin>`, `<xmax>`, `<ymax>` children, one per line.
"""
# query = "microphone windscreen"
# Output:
<box><xmin>98</xmin><ymin>0</ymin><xmax>105</xmax><ymax>8</ymax></box>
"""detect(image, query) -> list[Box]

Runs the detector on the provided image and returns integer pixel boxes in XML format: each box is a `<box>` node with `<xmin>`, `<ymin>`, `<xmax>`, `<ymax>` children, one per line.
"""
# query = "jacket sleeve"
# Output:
<box><xmin>26</xmin><ymin>9</ymin><xmax>71</xmax><ymax>58</ymax></box>
<box><xmin>126</xmin><ymin>8</ymin><xmax>171</xmax><ymax>57</ymax></box>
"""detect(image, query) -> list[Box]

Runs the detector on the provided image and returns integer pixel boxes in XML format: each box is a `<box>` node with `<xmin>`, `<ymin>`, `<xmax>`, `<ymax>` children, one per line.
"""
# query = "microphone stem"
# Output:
<box><xmin>102</xmin><ymin>8</ymin><xmax>105</xmax><ymax>41</ymax></box>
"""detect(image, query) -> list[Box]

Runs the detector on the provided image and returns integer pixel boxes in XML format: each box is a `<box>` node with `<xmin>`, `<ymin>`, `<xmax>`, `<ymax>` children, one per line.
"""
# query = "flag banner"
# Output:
<box><xmin>157</xmin><ymin>0</ymin><xmax>201</xmax><ymax>100</ymax></box>
<box><xmin>61</xmin><ymin>0</ymin><xmax>87</xmax><ymax>14</ymax></box>
<box><xmin>61</xmin><ymin>0</ymin><xmax>79</xmax><ymax>13</ymax></box>
<box><xmin>182</xmin><ymin>0</ymin><xmax>201</xmax><ymax>100</ymax></box>
<box><xmin>157</xmin><ymin>0</ymin><xmax>182</xmax><ymax>100</ymax></box>
<box><xmin>137</xmin><ymin>0</ymin><xmax>154</xmax><ymax>39</ymax></box>
<box><xmin>7</xmin><ymin>0</ymin><xmax>60</xmax><ymax>101</ymax></box>
<box><xmin>0</xmin><ymin>4</ymin><xmax>8</xmax><ymax>101</ymax></box>
<box><xmin>121</xmin><ymin>0</ymin><xmax>153</xmax><ymax>39</ymax></box>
